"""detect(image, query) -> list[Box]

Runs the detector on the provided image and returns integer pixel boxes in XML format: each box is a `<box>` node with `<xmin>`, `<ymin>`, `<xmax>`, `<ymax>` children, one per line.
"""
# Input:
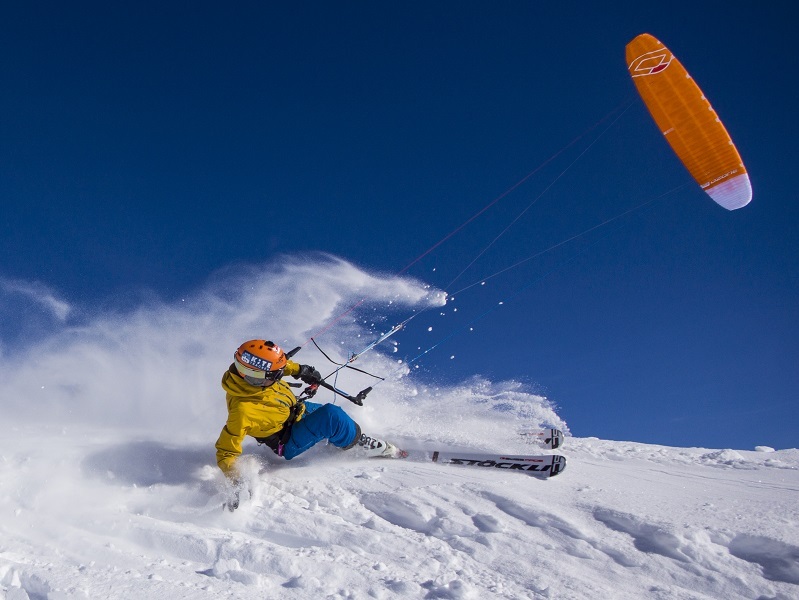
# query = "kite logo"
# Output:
<box><xmin>629</xmin><ymin>49</ymin><xmax>674</xmax><ymax>77</ymax></box>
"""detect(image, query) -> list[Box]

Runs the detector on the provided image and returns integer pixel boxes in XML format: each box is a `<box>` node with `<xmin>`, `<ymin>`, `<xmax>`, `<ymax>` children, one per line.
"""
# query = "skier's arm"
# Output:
<box><xmin>285</xmin><ymin>359</ymin><xmax>321</xmax><ymax>384</ymax></box>
<box><xmin>215</xmin><ymin>412</ymin><xmax>248</xmax><ymax>477</ymax></box>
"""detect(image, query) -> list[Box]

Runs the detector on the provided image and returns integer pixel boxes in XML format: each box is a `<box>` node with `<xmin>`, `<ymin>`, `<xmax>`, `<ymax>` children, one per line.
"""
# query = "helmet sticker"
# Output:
<box><xmin>240</xmin><ymin>350</ymin><xmax>272</xmax><ymax>372</ymax></box>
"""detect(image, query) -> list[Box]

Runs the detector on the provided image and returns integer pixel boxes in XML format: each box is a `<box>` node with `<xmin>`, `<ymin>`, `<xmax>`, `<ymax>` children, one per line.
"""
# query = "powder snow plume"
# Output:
<box><xmin>0</xmin><ymin>253</ymin><xmax>566</xmax><ymax>442</ymax></box>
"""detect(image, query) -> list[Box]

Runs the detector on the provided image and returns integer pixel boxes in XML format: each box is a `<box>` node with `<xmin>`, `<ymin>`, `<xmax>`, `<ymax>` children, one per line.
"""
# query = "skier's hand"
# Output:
<box><xmin>225</xmin><ymin>489</ymin><xmax>240</xmax><ymax>512</ymax></box>
<box><xmin>297</xmin><ymin>364</ymin><xmax>322</xmax><ymax>385</ymax></box>
<box><xmin>224</xmin><ymin>477</ymin><xmax>242</xmax><ymax>511</ymax></box>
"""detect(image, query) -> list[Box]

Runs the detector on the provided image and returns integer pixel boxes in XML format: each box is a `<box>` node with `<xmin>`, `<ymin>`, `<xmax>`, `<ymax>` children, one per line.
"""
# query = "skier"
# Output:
<box><xmin>215</xmin><ymin>339</ymin><xmax>403</xmax><ymax>489</ymax></box>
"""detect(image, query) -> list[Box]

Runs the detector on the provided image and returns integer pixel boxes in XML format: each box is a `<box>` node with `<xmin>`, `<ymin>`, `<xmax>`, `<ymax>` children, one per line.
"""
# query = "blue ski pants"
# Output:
<box><xmin>281</xmin><ymin>401</ymin><xmax>360</xmax><ymax>460</ymax></box>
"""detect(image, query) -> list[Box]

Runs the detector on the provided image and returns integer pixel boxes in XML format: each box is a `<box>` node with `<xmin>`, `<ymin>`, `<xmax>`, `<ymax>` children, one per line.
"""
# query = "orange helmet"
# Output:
<box><xmin>233</xmin><ymin>340</ymin><xmax>288</xmax><ymax>386</ymax></box>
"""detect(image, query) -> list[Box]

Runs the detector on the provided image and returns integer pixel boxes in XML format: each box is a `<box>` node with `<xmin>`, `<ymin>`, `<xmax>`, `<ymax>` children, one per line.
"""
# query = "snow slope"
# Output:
<box><xmin>2</xmin><ymin>426</ymin><xmax>798</xmax><ymax>600</ymax></box>
<box><xmin>2</xmin><ymin>257</ymin><xmax>797</xmax><ymax>599</ymax></box>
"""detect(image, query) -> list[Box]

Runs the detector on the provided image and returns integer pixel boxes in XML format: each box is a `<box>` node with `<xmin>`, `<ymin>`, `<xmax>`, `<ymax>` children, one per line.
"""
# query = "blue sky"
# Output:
<box><xmin>1</xmin><ymin>2</ymin><xmax>796</xmax><ymax>450</ymax></box>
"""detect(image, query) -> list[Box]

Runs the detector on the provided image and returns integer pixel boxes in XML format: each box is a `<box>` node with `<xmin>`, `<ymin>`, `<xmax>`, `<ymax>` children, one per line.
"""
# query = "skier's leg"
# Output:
<box><xmin>302</xmin><ymin>400</ymin><xmax>322</xmax><ymax>416</ymax></box>
<box><xmin>281</xmin><ymin>403</ymin><xmax>360</xmax><ymax>460</ymax></box>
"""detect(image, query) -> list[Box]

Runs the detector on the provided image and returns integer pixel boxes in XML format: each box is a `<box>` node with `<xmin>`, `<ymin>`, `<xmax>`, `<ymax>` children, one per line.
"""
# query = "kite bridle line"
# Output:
<box><xmin>290</xmin><ymin>100</ymin><xmax>644</xmax><ymax>399</ymax></box>
<box><xmin>298</xmin><ymin>100</ymin><xmax>635</xmax><ymax>351</ymax></box>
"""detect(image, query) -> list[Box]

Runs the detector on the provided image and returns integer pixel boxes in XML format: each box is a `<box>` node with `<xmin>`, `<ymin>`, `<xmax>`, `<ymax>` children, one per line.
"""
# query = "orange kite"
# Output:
<box><xmin>626</xmin><ymin>33</ymin><xmax>752</xmax><ymax>210</ymax></box>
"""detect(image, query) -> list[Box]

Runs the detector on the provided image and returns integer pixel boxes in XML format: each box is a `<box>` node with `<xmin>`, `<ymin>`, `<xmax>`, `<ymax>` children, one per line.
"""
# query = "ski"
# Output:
<box><xmin>429</xmin><ymin>450</ymin><xmax>566</xmax><ymax>478</ymax></box>
<box><xmin>518</xmin><ymin>428</ymin><xmax>565</xmax><ymax>450</ymax></box>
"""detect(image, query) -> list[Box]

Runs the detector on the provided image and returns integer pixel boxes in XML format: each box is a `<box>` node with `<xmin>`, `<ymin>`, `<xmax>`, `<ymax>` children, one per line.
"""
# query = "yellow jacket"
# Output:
<box><xmin>215</xmin><ymin>360</ymin><xmax>306</xmax><ymax>476</ymax></box>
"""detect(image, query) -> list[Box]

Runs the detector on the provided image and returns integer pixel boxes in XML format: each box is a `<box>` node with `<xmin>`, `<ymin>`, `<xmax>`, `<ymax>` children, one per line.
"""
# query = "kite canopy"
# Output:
<box><xmin>626</xmin><ymin>33</ymin><xmax>751</xmax><ymax>210</ymax></box>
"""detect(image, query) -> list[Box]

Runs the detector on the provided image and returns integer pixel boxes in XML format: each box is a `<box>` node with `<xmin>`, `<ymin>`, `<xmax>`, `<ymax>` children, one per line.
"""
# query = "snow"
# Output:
<box><xmin>2</xmin><ymin>428</ymin><xmax>798</xmax><ymax>599</ymax></box>
<box><xmin>2</xmin><ymin>256</ymin><xmax>798</xmax><ymax>599</ymax></box>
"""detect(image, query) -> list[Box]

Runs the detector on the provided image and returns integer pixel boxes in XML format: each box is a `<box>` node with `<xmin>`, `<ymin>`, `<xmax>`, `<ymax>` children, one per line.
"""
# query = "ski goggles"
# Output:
<box><xmin>241</xmin><ymin>367</ymin><xmax>284</xmax><ymax>387</ymax></box>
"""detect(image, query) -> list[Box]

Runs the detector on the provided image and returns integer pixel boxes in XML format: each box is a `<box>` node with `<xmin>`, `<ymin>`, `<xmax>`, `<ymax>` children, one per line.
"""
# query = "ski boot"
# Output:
<box><xmin>355</xmin><ymin>433</ymin><xmax>407</xmax><ymax>458</ymax></box>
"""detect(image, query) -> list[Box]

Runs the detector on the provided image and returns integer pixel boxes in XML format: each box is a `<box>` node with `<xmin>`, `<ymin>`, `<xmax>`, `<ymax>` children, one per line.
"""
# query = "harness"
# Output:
<box><xmin>254</xmin><ymin>383</ymin><xmax>318</xmax><ymax>456</ymax></box>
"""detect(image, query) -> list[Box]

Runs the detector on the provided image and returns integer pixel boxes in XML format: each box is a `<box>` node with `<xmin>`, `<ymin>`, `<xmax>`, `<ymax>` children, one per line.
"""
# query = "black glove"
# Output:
<box><xmin>297</xmin><ymin>364</ymin><xmax>322</xmax><ymax>384</ymax></box>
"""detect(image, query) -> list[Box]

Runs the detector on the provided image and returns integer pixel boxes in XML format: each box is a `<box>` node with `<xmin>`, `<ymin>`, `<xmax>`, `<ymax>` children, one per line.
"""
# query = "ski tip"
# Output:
<box><xmin>549</xmin><ymin>455</ymin><xmax>567</xmax><ymax>477</ymax></box>
<box><xmin>550</xmin><ymin>429</ymin><xmax>564</xmax><ymax>450</ymax></box>
<box><xmin>519</xmin><ymin>428</ymin><xmax>565</xmax><ymax>450</ymax></box>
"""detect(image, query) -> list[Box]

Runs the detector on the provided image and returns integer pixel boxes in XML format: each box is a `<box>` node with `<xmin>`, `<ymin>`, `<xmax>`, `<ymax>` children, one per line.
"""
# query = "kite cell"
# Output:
<box><xmin>626</xmin><ymin>33</ymin><xmax>751</xmax><ymax>210</ymax></box>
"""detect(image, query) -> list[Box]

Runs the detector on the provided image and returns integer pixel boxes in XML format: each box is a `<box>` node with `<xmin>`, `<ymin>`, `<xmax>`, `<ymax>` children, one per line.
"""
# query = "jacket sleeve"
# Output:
<box><xmin>284</xmin><ymin>359</ymin><xmax>301</xmax><ymax>378</ymax></box>
<box><xmin>215</xmin><ymin>406</ymin><xmax>248</xmax><ymax>477</ymax></box>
